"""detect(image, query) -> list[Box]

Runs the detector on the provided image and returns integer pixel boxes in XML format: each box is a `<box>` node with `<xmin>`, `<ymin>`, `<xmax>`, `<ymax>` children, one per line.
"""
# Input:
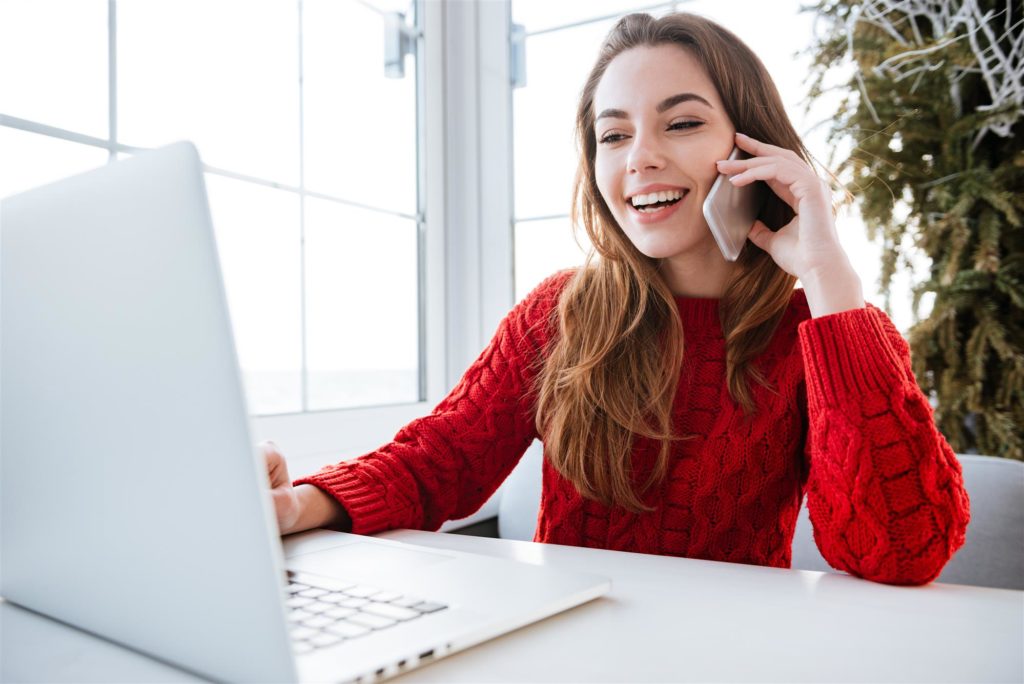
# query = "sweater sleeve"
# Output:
<box><xmin>292</xmin><ymin>271</ymin><xmax>570</xmax><ymax>535</ymax></box>
<box><xmin>797</xmin><ymin>303</ymin><xmax>971</xmax><ymax>585</ymax></box>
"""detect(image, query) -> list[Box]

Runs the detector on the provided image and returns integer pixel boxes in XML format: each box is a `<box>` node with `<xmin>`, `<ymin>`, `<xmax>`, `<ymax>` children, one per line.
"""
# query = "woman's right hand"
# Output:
<box><xmin>260</xmin><ymin>440</ymin><xmax>353</xmax><ymax>535</ymax></box>
<box><xmin>261</xmin><ymin>441</ymin><xmax>302</xmax><ymax>535</ymax></box>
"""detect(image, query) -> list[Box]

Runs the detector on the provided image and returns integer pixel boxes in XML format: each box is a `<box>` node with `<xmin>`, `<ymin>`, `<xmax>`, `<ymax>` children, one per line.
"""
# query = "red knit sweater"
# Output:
<box><xmin>296</xmin><ymin>271</ymin><xmax>970</xmax><ymax>585</ymax></box>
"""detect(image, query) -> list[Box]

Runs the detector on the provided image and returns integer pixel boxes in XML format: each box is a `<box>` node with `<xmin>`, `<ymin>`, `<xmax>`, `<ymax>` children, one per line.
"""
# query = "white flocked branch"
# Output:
<box><xmin>841</xmin><ymin>0</ymin><xmax>1023</xmax><ymax>147</ymax></box>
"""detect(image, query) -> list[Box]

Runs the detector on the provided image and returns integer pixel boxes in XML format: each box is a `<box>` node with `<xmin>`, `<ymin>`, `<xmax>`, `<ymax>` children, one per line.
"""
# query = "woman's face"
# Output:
<box><xmin>593</xmin><ymin>44</ymin><xmax>736</xmax><ymax>262</ymax></box>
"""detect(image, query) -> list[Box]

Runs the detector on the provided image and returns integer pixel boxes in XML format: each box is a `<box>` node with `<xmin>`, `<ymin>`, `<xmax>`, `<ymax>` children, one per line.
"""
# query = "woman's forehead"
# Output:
<box><xmin>593</xmin><ymin>44</ymin><xmax>719</xmax><ymax>114</ymax></box>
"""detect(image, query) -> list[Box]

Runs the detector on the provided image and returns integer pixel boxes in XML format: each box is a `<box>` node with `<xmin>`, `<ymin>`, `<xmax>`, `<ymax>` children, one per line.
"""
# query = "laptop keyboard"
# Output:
<box><xmin>286</xmin><ymin>571</ymin><xmax>448</xmax><ymax>654</ymax></box>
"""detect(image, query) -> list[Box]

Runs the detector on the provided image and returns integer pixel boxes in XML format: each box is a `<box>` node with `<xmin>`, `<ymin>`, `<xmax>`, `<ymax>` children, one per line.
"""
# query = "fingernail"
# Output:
<box><xmin>736</xmin><ymin>132</ymin><xmax>748</xmax><ymax>138</ymax></box>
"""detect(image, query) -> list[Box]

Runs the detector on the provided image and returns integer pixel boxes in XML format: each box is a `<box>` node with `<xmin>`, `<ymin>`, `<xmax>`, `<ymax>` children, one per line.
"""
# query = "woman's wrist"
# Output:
<box><xmin>291</xmin><ymin>484</ymin><xmax>352</xmax><ymax>534</ymax></box>
<box><xmin>800</xmin><ymin>258</ymin><xmax>865</xmax><ymax>318</ymax></box>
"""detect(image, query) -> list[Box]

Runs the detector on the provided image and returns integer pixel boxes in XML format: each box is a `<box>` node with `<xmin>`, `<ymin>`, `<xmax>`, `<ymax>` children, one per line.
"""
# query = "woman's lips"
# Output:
<box><xmin>627</xmin><ymin>191</ymin><xmax>688</xmax><ymax>224</ymax></box>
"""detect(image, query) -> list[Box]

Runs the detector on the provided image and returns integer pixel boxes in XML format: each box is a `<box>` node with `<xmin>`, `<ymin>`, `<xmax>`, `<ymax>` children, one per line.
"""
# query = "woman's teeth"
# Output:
<box><xmin>631</xmin><ymin>189</ymin><xmax>686</xmax><ymax>212</ymax></box>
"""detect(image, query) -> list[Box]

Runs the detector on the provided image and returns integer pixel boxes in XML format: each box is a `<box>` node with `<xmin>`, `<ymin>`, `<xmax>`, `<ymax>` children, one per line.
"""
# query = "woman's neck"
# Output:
<box><xmin>659</xmin><ymin>246</ymin><xmax>738</xmax><ymax>299</ymax></box>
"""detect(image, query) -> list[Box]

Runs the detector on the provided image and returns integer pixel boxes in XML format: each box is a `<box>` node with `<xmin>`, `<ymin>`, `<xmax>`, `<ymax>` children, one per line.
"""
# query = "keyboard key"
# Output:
<box><xmin>288</xmin><ymin>609</ymin><xmax>315</xmax><ymax>623</ymax></box>
<box><xmin>362</xmin><ymin>603</ymin><xmax>421</xmax><ymax>621</ymax></box>
<box><xmin>309</xmin><ymin>632</ymin><xmax>343</xmax><ymax>648</ymax></box>
<box><xmin>286</xmin><ymin>596</ymin><xmax>314</xmax><ymax>609</ymax></box>
<box><xmin>391</xmin><ymin>596</ymin><xmax>424</xmax><ymax>608</ymax></box>
<box><xmin>288</xmin><ymin>583</ymin><xmax>309</xmax><ymax>594</ymax></box>
<box><xmin>344</xmin><ymin>585</ymin><xmax>380</xmax><ymax>598</ymax></box>
<box><xmin>319</xmin><ymin>592</ymin><xmax>349</xmax><ymax>604</ymax></box>
<box><xmin>340</xmin><ymin>597</ymin><xmax>370</xmax><ymax>609</ymax></box>
<box><xmin>303</xmin><ymin>602</ymin><xmax>332</xmax><ymax>615</ymax></box>
<box><xmin>290</xmin><ymin>572</ymin><xmax>356</xmax><ymax>593</ymax></box>
<box><xmin>346</xmin><ymin>613</ymin><xmax>397</xmax><ymax>630</ymax></box>
<box><xmin>326</xmin><ymin>622</ymin><xmax>371</xmax><ymax>639</ymax></box>
<box><xmin>412</xmin><ymin>601</ymin><xmax>447</xmax><ymax>614</ymax></box>
<box><xmin>293</xmin><ymin>642</ymin><xmax>315</xmax><ymax>655</ymax></box>
<box><xmin>290</xmin><ymin>626</ymin><xmax>318</xmax><ymax>641</ymax></box>
<box><xmin>303</xmin><ymin>615</ymin><xmax>335</xmax><ymax>629</ymax></box>
<box><xmin>298</xmin><ymin>588</ymin><xmax>330</xmax><ymax>599</ymax></box>
<box><xmin>369</xmin><ymin>591</ymin><xmax>403</xmax><ymax>603</ymax></box>
<box><xmin>325</xmin><ymin>606</ymin><xmax>357</xmax><ymax>620</ymax></box>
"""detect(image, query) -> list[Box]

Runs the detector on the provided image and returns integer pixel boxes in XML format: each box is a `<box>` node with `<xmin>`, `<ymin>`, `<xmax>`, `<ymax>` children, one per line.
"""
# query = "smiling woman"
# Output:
<box><xmin>276</xmin><ymin>10</ymin><xmax>971</xmax><ymax>587</ymax></box>
<box><xmin>536</xmin><ymin>12</ymin><xmax>814</xmax><ymax>513</ymax></box>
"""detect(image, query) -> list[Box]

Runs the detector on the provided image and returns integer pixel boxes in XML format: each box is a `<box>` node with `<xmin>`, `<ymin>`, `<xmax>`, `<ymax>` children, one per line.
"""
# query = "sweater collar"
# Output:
<box><xmin>672</xmin><ymin>288</ymin><xmax>807</xmax><ymax>331</ymax></box>
<box><xmin>674</xmin><ymin>295</ymin><xmax>721</xmax><ymax>330</ymax></box>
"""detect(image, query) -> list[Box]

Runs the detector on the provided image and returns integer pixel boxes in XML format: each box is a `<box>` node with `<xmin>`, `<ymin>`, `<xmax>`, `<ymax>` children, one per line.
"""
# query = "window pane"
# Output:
<box><xmin>515</xmin><ymin>218</ymin><xmax>589</xmax><ymax>301</ymax></box>
<box><xmin>204</xmin><ymin>174</ymin><xmax>303</xmax><ymax>416</ymax></box>
<box><xmin>0</xmin><ymin>0</ymin><xmax>108</xmax><ymax>138</ymax></box>
<box><xmin>304</xmin><ymin>197</ymin><xmax>418</xmax><ymax>411</ymax></box>
<box><xmin>512</xmin><ymin>0</ymin><xmax>648</xmax><ymax>33</ymax></box>
<box><xmin>0</xmin><ymin>127</ymin><xmax>108</xmax><ymax>200</ymax></box>
<box><xmin>303</xmin><ymin>0</ymin><xmax>417</xmax><ymax>215</ymax></box>
<box><xmin>363</xmin><ymin>0</ymin><xmax>415</xmax><ymax>12</ymax></box>
<box><xmin>513</xmin><ymin>18</ymin><xmax>616</xmax><ymax>219</ymax></box>
<box><xmin>117</xmin><ymin>0</ymin><xmax>300</xmax><ymax>185</ymax></box>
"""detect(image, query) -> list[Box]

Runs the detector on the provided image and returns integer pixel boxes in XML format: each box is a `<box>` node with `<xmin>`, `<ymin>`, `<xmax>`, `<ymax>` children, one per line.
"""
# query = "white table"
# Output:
<box><xmin>2</xmin><ymin>529</ymin><xmax>1022</xmax><ymax>683</ymax></box>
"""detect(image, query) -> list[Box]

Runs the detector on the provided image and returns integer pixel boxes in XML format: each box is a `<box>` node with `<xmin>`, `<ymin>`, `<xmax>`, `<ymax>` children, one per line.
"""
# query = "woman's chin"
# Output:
<box><xmin>628</xmin><ymin>238</ymin><xmax>703</xmax><ymax>261</ymax></box>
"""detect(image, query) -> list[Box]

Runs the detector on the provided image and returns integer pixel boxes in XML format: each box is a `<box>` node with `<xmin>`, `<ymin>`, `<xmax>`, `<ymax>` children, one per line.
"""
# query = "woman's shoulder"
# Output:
<box><xmin>515</xmin><ymin>268</ymin><xmax>578</xmax><ymax>315</ymax></box>
<box><xmin>499</xmin><ymin>269</ymin><xmax>577</xmax><ymax>348</ymax></box>
<box><xmin>501</xmin><ymin>268</ymin><xmax>581</xmax><ymax>339</ymax></box>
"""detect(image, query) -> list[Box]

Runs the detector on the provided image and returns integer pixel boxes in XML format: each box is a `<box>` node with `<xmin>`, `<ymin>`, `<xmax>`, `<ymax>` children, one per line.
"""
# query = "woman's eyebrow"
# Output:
<box><xmin>596</xmin><ymin>92</ymin><xmax>713</xmax><ymax>121</ymax></box>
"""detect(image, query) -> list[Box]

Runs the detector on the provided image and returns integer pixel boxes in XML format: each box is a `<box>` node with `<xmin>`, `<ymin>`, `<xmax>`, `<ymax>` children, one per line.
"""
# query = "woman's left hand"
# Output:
<box><xmin>719</xmin><ymin>132</ymin><xmax>865</xmax><ymax>317</ymax></box>
<box><xmin>715</xmin><ymin>132</ymin><xmax>846</xmax><ymax>281</ymax></box>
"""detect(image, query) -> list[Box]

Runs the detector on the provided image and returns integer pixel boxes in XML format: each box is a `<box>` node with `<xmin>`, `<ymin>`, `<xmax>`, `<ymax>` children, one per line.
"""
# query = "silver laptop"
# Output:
<box><xmin>0</xmin><ymin>142</ymin><xmax>610</xmax><ymax>683</ymax></box>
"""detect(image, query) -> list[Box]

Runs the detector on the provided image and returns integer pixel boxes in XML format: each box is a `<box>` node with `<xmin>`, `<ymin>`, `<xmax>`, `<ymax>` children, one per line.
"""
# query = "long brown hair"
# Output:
<box><xmin>534</xmin><ymin>12</ymin><xmax>806</xmax><ymax>512</ymax></box>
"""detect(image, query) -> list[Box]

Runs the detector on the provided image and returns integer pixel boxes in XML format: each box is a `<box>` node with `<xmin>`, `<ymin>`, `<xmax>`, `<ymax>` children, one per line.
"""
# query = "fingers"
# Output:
<box><xmin>718</xmin><ymin>133</ymin><xmax>805</xmax><ymax>179</ymax></box>
<box><xmin>260</xmin><ymin>440</ymin><xmax>280</xmax><ymax>462</ymax></box>
<box><xmin>727</xmin><ymin>161</ymin><xmax>797</xmax><ymax>187</ymax></box>
<box><xmin>260</xmin><ymin>440</ymin><xmax>290</xmax><ymax>486</ymax></box>
<box><xmin>715</xmin><ymin>155</ymin><xmax>774</xmax><ymax>175</ymax></box>
<box><xmin>716</xmin><ymin>140</ymin><xmax>827</xmax><ymax>214</ymax></box>
<box><xmin>746</xmin><ymin>220</ymin><xmax>775</xmax><ymax>252</ymax></box>
<box><xmin>733</xmin><ymin>131</ymin><xmax>801</xmax><ymax>162</ymax></box>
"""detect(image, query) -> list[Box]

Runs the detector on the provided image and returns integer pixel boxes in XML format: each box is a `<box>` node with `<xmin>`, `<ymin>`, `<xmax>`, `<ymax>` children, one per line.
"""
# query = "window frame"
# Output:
<box><xmin>0</xmin><ymin>0</ymin><xmax>518</xmax><ymax>530</ymax></box>
<box><xmin>257</xmin><ymin>0</ymin><xmax>517</xmax><ymax>528</ymax></box>
<box><xmin>251</xmin><ymin>0</ymin><xmax>515</xmax><ymax>464</ymax></box>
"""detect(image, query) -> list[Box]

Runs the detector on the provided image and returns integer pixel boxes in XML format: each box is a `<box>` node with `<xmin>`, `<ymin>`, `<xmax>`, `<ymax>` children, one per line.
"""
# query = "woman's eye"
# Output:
<box><xmin>669</xmin><ymin>121</ymin><xmax>703</xmax><ymax>131</ymax></box>
<box><xmin>598</xmin><ymin>121</ymin><xmax>703</xmax><ymax>144</ymax></box>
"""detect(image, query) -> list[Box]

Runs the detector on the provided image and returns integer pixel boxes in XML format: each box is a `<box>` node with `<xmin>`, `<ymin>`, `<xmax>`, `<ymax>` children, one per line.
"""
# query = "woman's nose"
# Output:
<box><xmin>626</xmin><ymin>132</ymin><xmax>667</xmax><ymax>173</ymax></box>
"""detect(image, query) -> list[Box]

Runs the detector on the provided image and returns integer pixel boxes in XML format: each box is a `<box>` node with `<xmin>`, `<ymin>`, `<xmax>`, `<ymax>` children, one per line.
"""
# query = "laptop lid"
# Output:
<box><xmin>1</xmin><ymin>142</ymin><xmax>297</xmax><ymax>683</ymax></box>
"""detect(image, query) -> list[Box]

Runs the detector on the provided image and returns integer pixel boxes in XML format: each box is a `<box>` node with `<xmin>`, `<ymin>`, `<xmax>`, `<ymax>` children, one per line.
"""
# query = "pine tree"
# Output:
<box><xmin>806</xmin><ymin>0</ymin><xmax>1023</xmax><ymax>460</ymax></box>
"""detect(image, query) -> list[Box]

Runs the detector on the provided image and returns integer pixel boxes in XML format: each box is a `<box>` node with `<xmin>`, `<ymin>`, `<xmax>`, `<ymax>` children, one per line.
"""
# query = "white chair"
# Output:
<box><xmin>791</xmin><ymin>454</ymin><xmax>1023</xmax><ymax>590</ymax></box>
<box><xmin>497</xmin><ymin>439</ymin><xmax>545</xmax><ymax>542</ymax></box>
<box><xmin>500</xmin><ymin>445</ymin><xmax>1024</xmax><ymax>590</ymax></box>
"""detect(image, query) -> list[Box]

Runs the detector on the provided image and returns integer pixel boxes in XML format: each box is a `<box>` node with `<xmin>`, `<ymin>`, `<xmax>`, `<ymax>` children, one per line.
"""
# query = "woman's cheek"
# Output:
<box><xmin>594</xmin><ymin>172</ymin><xmax>616</xmax><ymax>213</ymax></box>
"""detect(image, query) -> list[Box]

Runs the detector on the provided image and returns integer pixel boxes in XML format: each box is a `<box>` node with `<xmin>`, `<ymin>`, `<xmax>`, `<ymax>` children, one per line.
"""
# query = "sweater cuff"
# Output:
<box><xmin>797</xmin><ymin>304</ymin><xmax>907</xmax><ymax>411</ymax></box>
<box><xmin>293</xmin><ymin>463</ymin><xmax>393</xmax><ymax>536</ymax></box>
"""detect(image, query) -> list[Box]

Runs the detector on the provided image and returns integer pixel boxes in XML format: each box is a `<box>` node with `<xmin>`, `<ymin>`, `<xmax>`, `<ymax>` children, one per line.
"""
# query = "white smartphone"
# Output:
<box><xmin>702</xmin><ymin>146</ymin><xmax>767</xmax><ymax>261</ymax></box>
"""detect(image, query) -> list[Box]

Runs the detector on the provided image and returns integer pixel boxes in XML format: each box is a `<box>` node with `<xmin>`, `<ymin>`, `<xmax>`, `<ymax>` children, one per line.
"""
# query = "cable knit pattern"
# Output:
<box><xmin>296</xmin><ymin>271</ymin><xmax>970</xmax><ymax>585</ymax></box>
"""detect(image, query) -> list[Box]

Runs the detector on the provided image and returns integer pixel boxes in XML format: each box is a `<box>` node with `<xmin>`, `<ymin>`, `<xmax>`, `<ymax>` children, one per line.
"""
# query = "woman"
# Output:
<box><xmin>265</xmin><ymin>12</ymin><xmax>969</xmax><ymax>585</ymax></box>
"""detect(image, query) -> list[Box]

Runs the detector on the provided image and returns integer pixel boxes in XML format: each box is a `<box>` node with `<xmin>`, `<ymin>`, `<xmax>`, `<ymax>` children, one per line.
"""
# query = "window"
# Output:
<box><xmin>1</xmin><ymin>0</ymin><xmax>434</xmax><ymax>468</ymax></box>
